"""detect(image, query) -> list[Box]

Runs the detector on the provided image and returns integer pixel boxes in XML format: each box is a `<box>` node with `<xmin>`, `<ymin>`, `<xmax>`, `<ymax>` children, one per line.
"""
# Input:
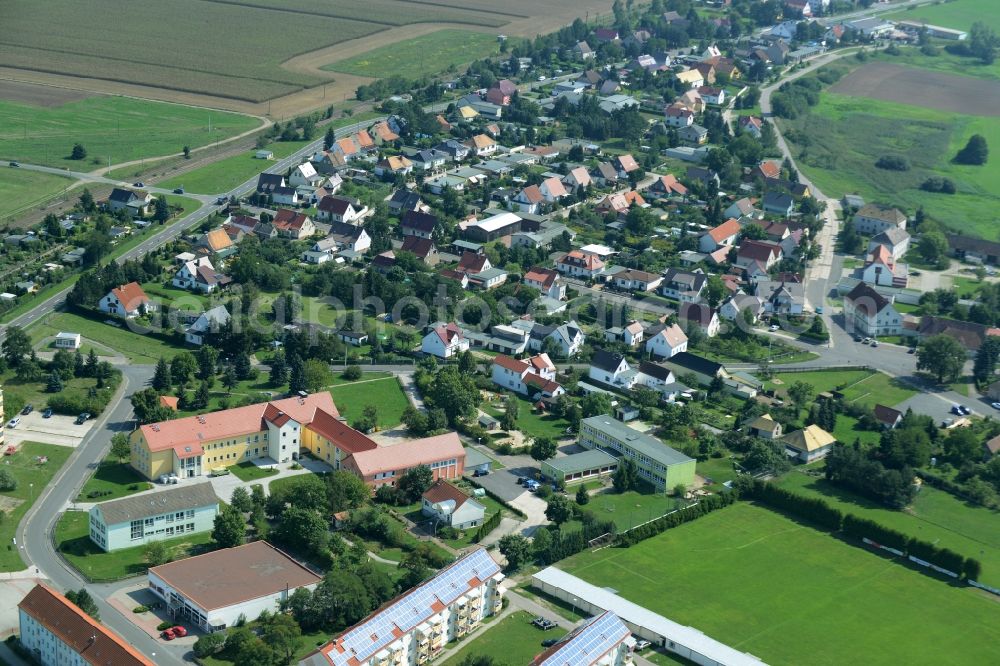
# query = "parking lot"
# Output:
<box><xmin>4</xmin><ymin>411</ymin><xmax>94</xmax><ymax>448</ymax></box>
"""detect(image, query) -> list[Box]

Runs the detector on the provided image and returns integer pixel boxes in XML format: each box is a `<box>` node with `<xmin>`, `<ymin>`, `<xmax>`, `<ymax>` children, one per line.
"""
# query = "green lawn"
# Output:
<box><xmin>951</xmin><ymin>275</ymin><xmax>983</xmax><ymax>299</ymax></box>
<box><xmin>327</xmin><ymin>376</ymin><xmax>410</xmax><ymax>429</ymax></box>
<box><xmin>158</xmin><ymin>141</ymin><xmax>309</xmax><ymax>195</ymax></box>
<box><xmin>76</xmin><ymin>455</ymin><xmax>152</xmax><ymax>502</ymax></box>
<box><xmin>55</xmin><ymin>510</ymin><xmax>214</xmax><ymax>582</ymax></box>
<box><xmin>441</xmin><ymin>611</ymin><xmax>566</xmax><ymax>666</ymax></box>
<box><xmin>0</xmin><ymin>167</ymin><xmax>75</xmax><ymax>223</ymax></box>
<box><xmin>585</xmin><ymin>488</ymin><xmax>682</xmax><ymax>532</ymax></box>
<box><xmin>0</xmin><ymin>95</ymin><xmax>260</xmax><ymax>169</ymax></box>
<box><xmin>485</xmin><ymin>396</ymin><xmax>572</xmax><ymax>442</ymax></box>
<box><xmin>887</xmin><ymin>0</ymin><xmax>1000</xmax><ymax>34</ymax></box>
<box><xmin>561</xmin><ymin>502</ymin><xmax>1000</xmax><ymax>665</ymax></box>
<box><xmin>0</xmin><ymin>442</ymin><xmax>72</xmax><ymax>572</ymax></box>
<box><xmin>173</xmin><ymin>377</ymin><xmax>278</xmax><ymax>419</ymax></box>
<box><xmin>774</xmin><ymin>468</ymin><xmax>1000</xmax><ymax>587</ymax></box>
<box><xmin>767</xmin><ymin>369</ymin><xmax>873</xmax><ymax>395</ymax></box>
<box><xmin>694</xmin><ymin>455</ymin><xmax>740</xmax><ymax>486</ymax></box>
<box><xmin>830</xmin><ymin>413</ymin><xmax>881</xmax><ymax>447</ymax></box>
<box><xmin>324</xmin><ymin>30</ymin><xmax>499</xmax><ymax>80</ymax></box>
<box><xmin>836</xmin><ymin>372</ymin><xmax>917</xmax><ymax>410</ymax></box>
<box><xmin>229</xmin><ymin>461</ymin><xmax>279</xmax><ymax>482</ymax></box>
<box><xmin>27</xmin><ymin>311</ymin><xmax>186</xmax><ymax>364</ymax></box>
<box><xmin>781</xmin><ymin>84</ymin><xmax>1000</xmax><ymax>238</ymax></box>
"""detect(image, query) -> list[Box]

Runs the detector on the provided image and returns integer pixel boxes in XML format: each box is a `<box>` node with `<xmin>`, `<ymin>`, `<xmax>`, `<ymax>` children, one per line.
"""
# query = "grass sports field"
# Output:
<box><xmin>561</xmin><ymin>502</ymin><xmax>1000</xmax><ymax>665</ymax></box>
<box><xmin>0</xmin><ymin>168</ymin><xmax>74</xmax><ymax>222</ymax></box>
<box><xmin>327</xmin><ymin>375</ymin><xmax>410</xmax><ymax>429</ymax></box>
<box><xmin>0</xmin><ymin>95</ymin><xmax>259</xmax><ymax>168</ymax></box>
<box><xmin>324</xmin><ymin>30</ymin><xmax>499</xmax><ymax>79</ymax></box>
<box><xmin>782</xmin><ymin>60</ymin><xmax>1000</xmax><ymax>238</ymax></box>
<box><xmin>775</xmin><ymin>468</ymin><xmax>1000</xmax><ymax>587</ymax></box>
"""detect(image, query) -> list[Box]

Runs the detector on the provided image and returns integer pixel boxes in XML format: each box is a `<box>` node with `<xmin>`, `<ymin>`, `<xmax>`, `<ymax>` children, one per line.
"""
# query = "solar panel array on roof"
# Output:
<box><xmin>319</xmin><ymin>548</ymin><xmax>501</xmax><ymax>666</ymax></box>
<box><xmin>534</xmin><ymin>611</ymin><xmax>631</xmax><ymax>666</ymax></box>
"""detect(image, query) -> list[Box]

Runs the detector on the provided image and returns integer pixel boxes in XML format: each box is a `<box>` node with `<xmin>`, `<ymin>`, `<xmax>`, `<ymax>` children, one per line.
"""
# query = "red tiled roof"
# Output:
<box><xmin>273</xmin><ymin>209</ymin><xmax>310</xmax><ymax>230</ymax></box>
<box><xmin>422</xmin><ymin>479</ymin><xmax>473</xmax><ymax>509</ymax></box>
<box><xmin>345</xmin><ymin>432</ymin><xmax>465</xmax><ymax>477</ymax></box>
<box><xmin>110</xmin><ymin>282</ymin><xmax>149</xmax><ymax>311</ymax></box>
<box><xmin>708</xmin><ymin>218</ymin><xmax>741</xmax><ymax>243</ymax></box>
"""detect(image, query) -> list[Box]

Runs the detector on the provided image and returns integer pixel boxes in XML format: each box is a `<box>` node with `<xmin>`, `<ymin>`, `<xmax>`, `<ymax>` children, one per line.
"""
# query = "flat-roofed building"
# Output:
<box><xmin>88</xmin><ymin>481</ymin><xmax>218</xmax><ymax>552</ymax></box>
<box><xmin>463</xmin><ymin>212</ymin><xmax>522</xmax><ymax>242</ymax></box>
<box><xmin>148</xmin><ymin>541</ymin><xmax>321</xmax><ymax>633</ymax></box>
<box><xmin>18</xmin><ymin>583</ymin><xmax>155</xmax><ymax>666</ymax></box>
<box><xmin>540</xmin><ymin>449</ymin><xmax>619</xmax><ymax>485</ymax></box>
<box><xmin>578</xmin><ymin>416</ymin><xmax>695</xmax><ymax>492</ymax></box>
<box><xmin>301</xmin><ymin>549</ymin><xmax>504</xmax><ymax>666</ymax></box>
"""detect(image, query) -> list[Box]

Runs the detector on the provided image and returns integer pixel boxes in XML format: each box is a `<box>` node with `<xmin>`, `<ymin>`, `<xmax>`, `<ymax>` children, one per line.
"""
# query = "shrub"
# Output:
<box><xmin>0</xmin><ymin>468</ymin><xmax>17</xmax><ymax>492</ymax></box>
<box><xmin>875</xmin><ymin>155</ymin><xmax>910</xmax><ymax>171</ymax></box>
<box><xmin>920</xmin><ymin>177</ymin><xmax>956</xmax><ymax>194</ymax></box>
<box><xmin>156</xmin><ymin>621</ymin><xmax>173</xmax><ymax>631</ymax></box>
<box><xmin>343</xmin><ymin>365</ymin><xmax>363</xmax><ymax>381</ymax></box>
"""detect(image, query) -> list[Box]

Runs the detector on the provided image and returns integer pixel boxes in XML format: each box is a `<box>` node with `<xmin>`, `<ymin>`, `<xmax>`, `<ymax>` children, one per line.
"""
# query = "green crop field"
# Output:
<box><xmin>561</xmin><ymin>502</ymin><xmax>1000</xmax><ymax>665</ymax></box>
<box><xmin>0</xmin><ymin>0</ymin><xmax>512</xmax><ymax>103</ymax></box>
<box><xmin>0</xmin><ymin>95</ymin><xmax>260</xmax><ymax>169</ymax></box>
<box><xmin>324</xmin><ymin>30</ymin><xmax>500</xmax><ymax>79</ymax></box>
<box><xmin>327</xmin><ymin>375</ymin><xmax>410</xmax><ymax>429</ymax></box>
<box><xmin>0</xmin><ymin>168</ymin><xmax>75</xmax><ymax>222</ymax></box>
<box><xmin>781</xmin><ymin>87</ymin><xmax>1000</xmax><ymax>238</ymax></box>
<box><xmin>775</xmin><ymin>468</ymin><xmax>1000</xmax><ymax>587</ymax></box>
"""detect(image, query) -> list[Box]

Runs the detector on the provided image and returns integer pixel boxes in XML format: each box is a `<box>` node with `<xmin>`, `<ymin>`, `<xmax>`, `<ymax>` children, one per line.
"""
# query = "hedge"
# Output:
<box><xmin>615</xmin><ymin>490</ymin><xmax>738</xmax><ymax>547</ymax></box>
<box><xmin>473</xmin><ymin>509</ymin><xmax>502</xmax><ymax>543</ymax></box>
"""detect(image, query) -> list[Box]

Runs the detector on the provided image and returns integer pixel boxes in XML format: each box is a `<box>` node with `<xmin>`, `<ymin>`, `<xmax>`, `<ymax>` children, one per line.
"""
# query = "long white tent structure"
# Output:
<box><xmin>532</xmin><ymin>567</ymin><xmax>768</xmax><ymax>666</ymax></box>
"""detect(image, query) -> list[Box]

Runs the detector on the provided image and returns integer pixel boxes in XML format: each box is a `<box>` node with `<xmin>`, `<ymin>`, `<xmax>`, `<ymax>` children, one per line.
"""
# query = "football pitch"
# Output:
<box><xmin>560</xmin><ymin>503</ymin><xmax>1000</xmax><ymax>665</ymax></box>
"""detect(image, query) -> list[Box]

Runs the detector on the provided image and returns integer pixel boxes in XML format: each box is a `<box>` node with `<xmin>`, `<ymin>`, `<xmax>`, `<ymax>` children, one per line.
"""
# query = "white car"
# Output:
<box><xmin>991</xmin><ymin>402</ymin><xmax>1000</xmax><ymax>410</ymax></box>
<box><xmin>769</xmin><ymin>324</ymin><xmax>780</xmax><ymax>332</ymax></box>
<box><xmin>537</xmin><ymin>75</ymin><xmax>547</xmax><ymax>81</ymax></box>
<box><xmin>6</xmin><ymin>417</ymin><xmax>19</xmax><ymax>429</ymax></box>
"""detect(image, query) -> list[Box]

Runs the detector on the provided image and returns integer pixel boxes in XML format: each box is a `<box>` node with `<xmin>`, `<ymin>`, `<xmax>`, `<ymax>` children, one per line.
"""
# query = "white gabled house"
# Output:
<box><xmin>99</xmin><ymin>282</ymin><xmax>155</xmax><ymax>319</ymax></box>
<box><xmin>645</xmin><ymin>323</ymin><xmax>688</xmax><ymax>359</ymax></box>
<box><xmin>421</xmin><ymin>323</ymin><xmax>470</xmax><ymax>358</ymax></box>
<box><xmin>288</xmin><ymin>162</ymin><xmax>321</xmax><ymax>187</ymax></box>
<box><xmin>491</xmin><ymin>353</ymin><xmax>563</xmax><ymax>398</ymax></box>
<box><xmin>185</xmin><ymin>305</ymin><xmax>231</xmax><ymax>346</ymax></box>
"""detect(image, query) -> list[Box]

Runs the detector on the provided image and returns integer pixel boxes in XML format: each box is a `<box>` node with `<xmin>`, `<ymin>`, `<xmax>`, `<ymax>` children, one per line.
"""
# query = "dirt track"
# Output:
<box><xmin>829</xmin><ymin>61</ymin><xmax>1000</xmax><ymax>117</ymax></box>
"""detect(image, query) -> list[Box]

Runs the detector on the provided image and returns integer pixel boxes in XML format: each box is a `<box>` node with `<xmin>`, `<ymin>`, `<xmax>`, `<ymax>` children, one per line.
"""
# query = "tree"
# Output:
<box><xmin>231</xmin><ymin>486</ymin><xmax>253</xmax><ymax>513</ymax></box>
<box><xmin>397</xmin><ymin>465</ymin><xmax>434</xmax><ymax>503</ymax></box>
<box><xmin>613</xmin><ymin>458</ymin><xmax>638</xmax><ymax>492</ymax></box>
<box><xmin>2</xmin><ymin>326</ymin><xmax>31</xmax><ymax>367</ymax></box>
<box><xmin>575</xmin><ymin>485</ymin><xmax>589</xmax><ymax>505</ymax></box>
<box><xmin>544</xmin><ymin>495</ymin><xmax>572</xmax><ymax>525</ymax></box>
<box><xmin>580</xmin><ymin>391</ymin><xmax>612</xmax><ymax>418</ymax></box>
<box><xmin>352</xmin><ymin>404</ymin><xmax>379</xmax><ymax>433</ymax></box>
<box><xmin>152</xmin><ymin>357</ymin><xmax>172</xmax><ymax>391</ymax></box>
<box><xmin>917</xmin><ymin>334</ymin><xmax>967</xmax><ymax>383</ymax></box>
<box><xmin>70</xmin><ymin>143</ymin><xmax>87</xmax><ymax>160</ymax></box>
<box><xmin>974</xmin><ymin>335</ymin><xmax>1000</xmax><ymax>383</ymax></box>
<box><xmin>272</xmin><ymin>506</ymin><xmax>329</xmax><ymax>556</ymax></box>
<box><xmin>943</xmin><ymin>428</ymin><xmax>982</xmax><ymax>466</ymax></box>
<box><xmin>170</xmin><ymin>352</ymin><xmax>198</xmax><ymax>386</ymax></box>
<box><xmin>212</xmin><ymin>505</ymin><xmax>247</xmax><ymax>548</ymax></box>
<box><xmin>303</xmin><ymin>359</ymin><xmax>332</xmax><ymax>392</ymax></box>
<box><xmin>269</xmin><ymin>351</ymin><xmax>289</xmax><ymax>386</ymax></box>
<box><xmin>326</xmin><ymin>470</ymin><xmax>370</xmax><ymax>512</ymax></box>
<box><xmin>704</xmin><ymin>275</ymin><xmax>726</xmax><ymax>308</ymax></box>
<box><xmin>234</xmin><ymin>352</ymin><xmax>253</xmax><ymax>380</ymax></box>
<box><xmin>193</xmin><ymin>633</ymin><xmax>226</xmax><ymax>658</ymax></box>
<box><xmin>839</xmin><ymin>219</ymin><xmax>863</xmax><ymax>255</ymax></box>
<box><xmin>46</xmin><ymin>370</ymin><xmax>64</xmax><ymax>393</ymax></box>
<box><xmin>222</xmin><ymin>365</ymin><xmax>239</xmax><ymax>393</ymax></box>
<box><xmin>197</xmin><ymin>345</ymin><xmax>218</xmax><ymax>379</ymax></box>
<box><xmin>501</xmin><ymin>396</ymin><xmax>519</xmax><ymax>431</ymax></box>
<box><xmin>787</xmin><ymin>381</ymin><xmax>815</xmax><ymax>413</ymax></box>
<box><xmin>110</xmin><ymin>432</ymin><xmax>131</xmax><ymax>463</ymax></box>
<box><xmin>918</xmin><ymin>230</ymin><xmax>949</xmax><ymax>267</ymax></box>
<box><xmin>130</xmin><ymin>387</ymin><xmax>175</xmax><ymax>424</ymax></box>
<box><xmin>324</xmin><ymin>126</ymin><xmax>336</xmax><ymax>150</ymax></box>
<box><xmin>79</xmin><ymin>188</ymin><xmax>96</xmax><ymax>212</ymax></box>
<box><xmin>530</xmin><ymin>436</ymin><xmax>557</xmax><ymax>461</ymax></box>
<box><xmin>144</xmin><ymin>540</ymin><xmax>170</xmax><ymax>567</ymax></box>
<box><xmin>955</xmin><ymin>134</ymin><xmax>989</xmax><ymax>165</ymax></box>
<box><xmin>153</xmin><ymin>197</ymin><xmax>170</xmax><ymax>223</ymax></box>
<box><xmin>289</xmin><ymin>354</ymin><xmax>306</xmax><ymax>394</ymax></box>
<box><xmin>497</xmin><ymin>534</ymin><xmax>531</xmax><ymax>571</ymax></box>
<box><xmin>65</xmin><ymin>589</ymin><xmax>99</xmax><ymax>619</ymax></box>
<box><xmin>343</xmin><ymin>364</ymin><xmax>362</xmax><ymax>381</ymax></box>
<box><xmin>191</xmin><ymin>380</ymin><xmax>211</xmax><ymax>410</ymax></box>
<box><xmin>261</xmin><ymin>611</ymin><xmax>301</xmax><ymax>665</ymax></box>
<box><xmin>0</xmin><ymin>468</ymin><xmax>17</xmax><ymax>491</ymax></box>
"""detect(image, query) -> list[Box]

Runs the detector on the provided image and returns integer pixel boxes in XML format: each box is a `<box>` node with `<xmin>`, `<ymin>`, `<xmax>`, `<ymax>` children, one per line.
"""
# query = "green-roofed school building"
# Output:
<box><xmin>540</xmin><ymin>449</ymin><xmax>618</xmax><ymax>485</ymax></box>
<box><xmin>578</xmin><ymin>415</ymin><xmax>696</xmax><ymax>493</ymax></box>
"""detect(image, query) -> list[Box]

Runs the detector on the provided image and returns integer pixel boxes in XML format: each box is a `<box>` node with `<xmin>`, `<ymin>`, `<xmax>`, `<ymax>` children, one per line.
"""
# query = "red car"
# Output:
<box><xmin>161</xmin><ymin>629</ymin><xmax>176</xmax><ymax>640</ymax></box>
<box><xmin>170</xmin><ymin>626</ymin><xmax>187</xmax><ymax>638</ymax></box>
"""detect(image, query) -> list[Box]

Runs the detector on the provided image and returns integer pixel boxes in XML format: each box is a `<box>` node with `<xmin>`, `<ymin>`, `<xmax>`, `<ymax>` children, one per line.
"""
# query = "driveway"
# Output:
<box><xmin>107</xmin><ymin>583</ymin><xmax>197</xmax><ymax>647</ymax></box>
<box><xmin>208</xmin><ymin>456</ymin><xmax>334</xmax><ymax>502</ymax></box>
<box><xmin>5</xmin><ymin>412</ymin><xmax>93</xmax><ymax>448</ymax></box>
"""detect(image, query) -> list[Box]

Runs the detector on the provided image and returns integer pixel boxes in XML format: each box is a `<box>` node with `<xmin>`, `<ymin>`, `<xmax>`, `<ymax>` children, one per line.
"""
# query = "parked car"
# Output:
<box><xmin>531</xmin><ymin>617</ymin><xmax>557</xmax><ymax>630</ymax></box>
<box><xmin>634</xmin><ymin>638</ymin><xmax>651</xmax><ymax>650</ymax></box>
<box><xmin>815</xmin><ymin>307</ymin><xmax>824</xmax><ymax>314</ymax></box>
<box><xmin>7</xmin><ymin>417</ymin><xmax>20</xmax><ymax>429</ymax></box>
<box><xmin>473</xmin><ymin>469</ymin><xmax>489</xmax><ymax>477</ymax></box>
<box><xmin>862</xmin><ymin>337</ymin><xmax>872</xmax><ymax>344</ymax></box>
<box><xmin>991</xmin><ymin>402</ymin><xmax>1000</xmax><ymax>410</ymax></box>
<box><xmin>958</xmin><ymin>405</ymin><xmax>971</xmax><ymax>415</ymax></box>
<box><xmin>769</xmin><ymin>324</ymin><xmax>780</xmax><ymax>331</ymax></box>
<box><xmin>216</xmin><ymin>196</ymin><xmax>227</xmax><ymax>205</ymax></box>
<box><xmin>173</xmin><ymin>186</ymin><xmax>185</xmax><ymax>194</ymax></box>
<box><xmin>170</xmin><ymin>626</ymin><xmax>187</xmax><ymax>638</ymax></box>
<box><xmin>541</xmin><ymin>638</ymin><xmax>560</xmax><ymax>647</ymax></box>
<box><xmin>9</xmin><ymin>161</ymin><xmax>20</xmax><ymax>167</ymax></box>
<box><xmin>75</xmin><ymin>412</ymin><xmax>91</xmax><ymax>424</ymax></box>
<box><xmin>907</xmin><ymin>347</ymin><xmax>916</xmax><ymax>354</ymax></box>
<box><xmin>42</xmin><ymin>408</ymin><xmax>53</xmax><ymax>418</ymax></box>
<box><xmin>133</xmin><ymin>181</ymin><xmax>145</xmax><ymax>188</ymax></box>
<box><xmin>871</xmin><ymin>340</ymin><xmax>878</xmax><ymax>347</ymax></box>
<box><xmin>21</xmin><ymin>404</ymin><xmax>33</xmax><ymax>415</ymax></box>
<box><xmin>162</xmin><ymin>628</ymin><xmax>176</xmax><ymax>640</ymax></box>
<box><xmin>855</xmin><ymin>335</ymin><xmax>863</xmax><ymax>342</ymax></box>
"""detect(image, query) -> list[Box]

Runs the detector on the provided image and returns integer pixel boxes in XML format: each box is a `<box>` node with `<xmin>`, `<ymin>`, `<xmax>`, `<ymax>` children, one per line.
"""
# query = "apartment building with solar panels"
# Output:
<box><xmin>530</xmin><ymin>611</ymin><xmax>635</xmax><ymax>666</ymax></box>
<box><xmin>302</xmin><ymin>548</ymin><xmax>505</xmax><ymax>666</ymax></box>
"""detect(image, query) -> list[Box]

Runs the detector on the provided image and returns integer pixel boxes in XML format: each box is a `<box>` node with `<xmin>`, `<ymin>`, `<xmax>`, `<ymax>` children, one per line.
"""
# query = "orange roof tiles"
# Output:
<box><xmin>708</xmin><ymin>218</ymin><xmax>741</xmax><ymax>242</ymax></box>
<box><xmin>110</xmin><ymin>282</ymin><xmax>149</xmax><ymax>311</ymax></box>
<box><xmin>345</xmin><ymin>432</ymin><xmax>465</xmax><ymax>477</ymax></box>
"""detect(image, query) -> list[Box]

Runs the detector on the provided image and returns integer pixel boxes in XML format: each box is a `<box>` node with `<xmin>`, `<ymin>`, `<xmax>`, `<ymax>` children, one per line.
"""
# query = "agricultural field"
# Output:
<box><xmin>0</xmin><ymin>92</ymin><xmax>260</xmax><ymax>168</ymax></box>
<box><xmin>781</xmin><ymin>63</ymin><xmax>1000</xmax><ymax>238</ymax></box>
<box><xmin>561</xmin><ymin>502</ymin><xmax>1000</xmax><ymax>665</ymax></box>
<box><xmin>0</xmin><ymin>167</ymin><xmax>74</xmax><ymax>223</ymax></box>
<box><xmin>775</xmin><ymin>468</ymin><xmax>1000</xmax><ymax>587</ymax></box>
<box><xmin>324</xmin><ymin>30</ymin><xmax>500</xmax><ymax>80</ymax></box>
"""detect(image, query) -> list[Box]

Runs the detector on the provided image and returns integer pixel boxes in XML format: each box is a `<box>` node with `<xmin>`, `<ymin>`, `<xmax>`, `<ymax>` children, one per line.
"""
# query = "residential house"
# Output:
<box><xmin>738</xmin><ymin>115</ymin><xmax>764</xmax><ymax>138</ymax></box>
<box><xmin>421</xmin><ymin>323</ymin><xmax>470</xmax><ymax>359</ymax></box>
<box><xmin>524</xmin><ymin>267</ymin><xmax>566</xmax><ymax>300</ymax></box>
<box><xmin>766</xmin><ymin>177</ymin><xmax>812</xmax><ymax>199</ymax></box>
<box><xmin>401</xmin><ymin>210</ymin><xmax>437</xmax><ymax>239</ymax></box>
<box><xmin>612</xmin><ymin>155</ymin><xmax>641</xmax><ymax>180</ymax></box>
<box><xmin>756</xmin><ymin>280</ymin><xmax>805</xmax><ymax>315</ymax></box>
<box><xmin>854</xmin><ymin>204</ymin><xmax>907</xmax><ymax>235</ymax></box>
<box><xmin>873</xmin><ymin>404</ymin><xmax>903</xmax><ymax>430</ymax></box>
<box><xmin>463</xmin><ymin>211</ymin><xmax>522</xmax><ymax>243</ymax></box>
<box><xmin>328</xmin><ymin>221</ymin><xmax>371</xmax><ymax>253</ymax></box>
<box><xmin>675</xmin><ymin>69</ymin><xmax>704</xmax><ymax>89</ymax></box>
<box><xmin>694</xmin><ymin>63</ymin><xmax>717</xmax><ymax>85</ymax></box>
<box><xmin>650</xmin><ymin>174</ymin><xmax>688</xmax><ymax>198</ymax></box>
<box><xmin>664</xmin><ymin>105</ymin><xmax>695</xmax><ymax>128</ymax></box>
<box><xmin>677</xmin><ymin>89</ymin><xmax>704</xmax><ymax>113</ymax></box>
<box><xmin>573</xmin><ymin>41</ymin><xmax>594</xmax><ymax>60</ymax></box>
<box><xmin>387</xmin><ymin>189</ymin><xmax>424</xmax><ymax>216</ymax></box>
<box><xmin>917</xmin><ymin>316</ymin><xmax>997</xmax><ymax>353</ymax></box>
<box><xmin>594</xmin><ymin>27</ymin><xmax>620</xmax><ymax>42</ymax></box>
<box><xmin>435</xmin><ymin>139</ymin><xmax>471</xmax><ymax>162</ymax></box>
<box><xmin>860</xmin><ymin>245</ymin><xmax>908</xmax><ymax>288</ymax></box>
<box><xmin>592</xmin><ymin>162</ymin><xmax>620</xmax><ymax>186</ymax></box>
<box><xmin>698</xmin><ymin>86</ymin><xmax>725</xmax><ymax>105</ymax></box>
<box><xmin>411</xmin><ymin>149</ymin><xmax>448</xmax><ymax>172</ymax></box>
<box><xmin>491</xmin><ymin>353</ymin><xmax>563</xmax><ymax>398</ymax></box>
<box><xmin>685</xmin><ymin>166</ymin><xmax>720</xmax><ymax>190</ymax></box>
<box><xmin>526</xmin><ymin>320</ymin><xmax>585</xmax><ymax>357</ymax></box>
<box><xmin>400</xmin><ymin>236</ymin><xmax>439</xmax><ymax>265</ymax></box>
<box><xmin>562</xmin><ymin>166</ymin><xmax>593</xmax><ymax>192</ymax></box>
<box><xmin>844</xmin><ymin>282</ymin><xmax>902</xmax><ymax>337</ymax></box>
<box><xmin>720</xmin><ymin>293</ymin><xmax>765</xmax><ymax>323</ymax></box>
<box><xmin>54</xmin><ymin>332</ymin><xmax>81</xmax><ymax>350</ymax></box>
<box><xmin>782</xmin><ymin>425</ymin><xmax>837</xmax><ymax>463</ymax></box>
<box><xmin>302</xmin><ymin>549</ymin><xmax>503</xmax><ymax>666</ymax></box>
<box><xmin>99</xmin><ymin>282</ymin><xmax>154</xmax><ymax>319</ymax></box>
<box><xmin>185</xmin><ymin>305</ymin><xmax>231</xmax><ymax>345</ymax></box>
<box><xmin>612</xmin><ymin>269</ymin><xmax>662</xmax><ymax>293</ymax></box>
<box><xmin>736</xmin><ymin>240</ymin><xmax>782</xmax><ymax>270</ymax></box>
<box><xmin>660</xmin><ymin>269</ymin><xmax>706</xmax><ymax>302</ymax></box>
<box><xmin>679</xmin><ymin>303</ymin><xmax>721</xmax><ymax>338</ymax></box>
<box><xmin>678</xmin><ymin>124</ymin><xmax>709</xmax><ymax>145</ymax></box>
<box><xmin>466</xmin><ymin>134</ymin><xmax>497</xmax><ymax>157</ymax></box>
<box><xmin>195</xmin><ymin>228</ymin><xmax>236</xmax><ymax>256</ymax></box>
<box><xmin>107</xmin><ymin>188</ymin><xmax>154</xmax><ymax>218</ymax></box>
<box><xmin>18</xmin><ymin>584</ymin><xmax>155</xmax><ymax>666</ymax></box>
<box><xmin>172</xmin><ymin>257</ymin><xmax>231</xmax><ymax>294</ymax></box>
<box><xmin>88</xmin><ymin>482</ymin><xmax>218</xmax><ymax>552</ymax></box>
<box><xmin>747</xmin><ymin>414</ymin><xmax>782</xmax><ymax>440</ymax></box>
<box><xmin>659</xmin><ymin>352</ymin><xmax>726</xmax><ymax>387</ymax></box>
<box><xmin>288</xmin><ymin>162</ymin><xmax>321</xmax><ymax>187</ymax></box>
<box><xmin>486</xmin><ymin>79</ymin><xmax>518</xmax><ymax>106</ymax></box>
<box><xmin>596</xmin><ymin>191</ymin><xmax>645</xmax><ymax>216</ymax></box>
<box><xmin>606</xmin><ymin>321</ymin><xmax>645</xmax><ymax>348</ymax></box>
<box><xmin>698</xmin><ymin>218</ymin><xmax>741</xmax><ymax>253</ymax></box>
<box><xmin>589</xmin><ymin>349</ymin><xmax>639</xmax><ymax>389</ymax></box>
<box><xmin>724</xmin><ymin>197</ymin><xmax>758</xmax><ymax>220</ymax></box>
<box><xmin>421</xmin><ymin>481</ymin><xmax>486</xmax><ymax>530</ymax></box>
<box><xmin>513</xmin><ymin>185</ymin><xmax>544</xmax><ymax>214</ymax></box>
<box><xmin>374</xmin><ymin>155</ymin><xmax>414</xmax><ymax>178</ymax></box>
<box><xmin>645</xmin><ymin>323</ymin><xmax>688</xmax><ymax>359</ymax></box>
<box><xmin>272</xmin><ymin>209</ymin><xmax>316</xmax><ymax>239</ymax></box>
<box><xmin>868</xmin><ymin>227</ymin><xmax>911</xmax><ymax>261</ymax></box>
<box><xmin>556</xmin><ymin>250</ymin><xmax>605</xmax><ymax>279</ymax></box>
<box><xmin>578</xmin><ymin>416</ymin><xmax>696</xmax><ymax>492</ymax></box>
<box><xmin>762</xmin><ymin>191</ymin><xmax>794</xmax><ymax>216</ymax></box>
<box><xmin>148</xmin><ymin>541</ymin><xmax>320</xmax><ymax>634</ymax></box>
